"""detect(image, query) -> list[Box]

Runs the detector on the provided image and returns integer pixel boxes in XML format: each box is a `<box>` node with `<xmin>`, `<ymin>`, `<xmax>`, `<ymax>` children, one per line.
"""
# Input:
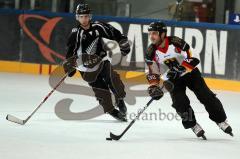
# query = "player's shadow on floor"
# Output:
<box><xmin>77</xmin><ymin>119</ymin><xmax>128</xmax><ymax>123</ymax></box>
<box><xmin>120</xmin><ymin>136</ymin><xmax>235</xmax><ymax>143</ymax></box>
<box><xmin>163</xmin><ymin>137</ymin><xmax>234</xmax><ymax>142</ymax></box>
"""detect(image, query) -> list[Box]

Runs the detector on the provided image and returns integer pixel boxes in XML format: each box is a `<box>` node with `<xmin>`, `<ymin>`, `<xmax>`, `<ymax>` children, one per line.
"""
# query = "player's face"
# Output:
<box><xmin>77</xmin><ymin>14</ymin><xmax>91</xmax><ymax>27</ymax></box>
<box><xmin>149</xmin><ymin>31</ymin><xmax>161</xmax><ymax>45</ymax></box>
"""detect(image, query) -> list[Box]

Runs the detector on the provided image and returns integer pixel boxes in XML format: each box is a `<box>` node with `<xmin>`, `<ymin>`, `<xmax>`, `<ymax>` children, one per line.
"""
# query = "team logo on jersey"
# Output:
<box><xmin>85</xmin><ymin>37</ymin><xmax>99</xmax><ymax>55</ymax></box>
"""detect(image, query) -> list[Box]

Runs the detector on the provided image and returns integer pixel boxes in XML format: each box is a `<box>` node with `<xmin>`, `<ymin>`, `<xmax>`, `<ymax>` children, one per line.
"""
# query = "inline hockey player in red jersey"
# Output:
<box><xmin>145</xmin><ymin>21</ymin><xmax>233</xmax><ymax>139</ymax></box>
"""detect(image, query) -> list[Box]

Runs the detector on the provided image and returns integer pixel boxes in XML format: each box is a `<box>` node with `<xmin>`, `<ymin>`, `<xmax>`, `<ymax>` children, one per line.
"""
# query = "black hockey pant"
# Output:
<box><xmin>81</xmin><ymin>61</ymin><xmax>126</xmax><ymax>113</ymax></box>
<box><xmin>169</xmin><ymin>68</ymin><xmax>227</xmax><ymax>129</ymax></box>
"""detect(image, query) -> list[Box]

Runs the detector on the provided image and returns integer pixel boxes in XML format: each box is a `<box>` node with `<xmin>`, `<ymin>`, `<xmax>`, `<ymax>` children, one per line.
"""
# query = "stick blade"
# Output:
<box><xmin>110</xmin><ymin>132</ymin><xmax>122</xmax><ymax>141</ymax></box>
<box><xmin>6</xmin><ymin>114</ymin><xmax>25</xmax><ymax>125</ymax></box>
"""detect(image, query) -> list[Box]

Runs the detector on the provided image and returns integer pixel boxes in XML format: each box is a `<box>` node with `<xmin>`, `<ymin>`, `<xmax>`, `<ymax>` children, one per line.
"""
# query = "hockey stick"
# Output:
<box><xmin>109</xmin><ymin>98</ymin><xmax>154</xmax><ymax>141</ymax></box>
<box><xmin>6</xmin><ymin>73</ymin><xmax>68</xmax><ymax>125</ymax></box>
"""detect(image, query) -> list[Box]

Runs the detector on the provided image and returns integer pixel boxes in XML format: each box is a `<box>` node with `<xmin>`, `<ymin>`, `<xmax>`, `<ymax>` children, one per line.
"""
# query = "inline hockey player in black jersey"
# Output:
<box><xmin>145</xmin><ymin>21</ymin><xmax>233</xmax><ymax>139</ymax></box>
<box><xmin>63</xmin><ymin>3</ymin><xmax>130</xmax><ymax>122</ymax></box>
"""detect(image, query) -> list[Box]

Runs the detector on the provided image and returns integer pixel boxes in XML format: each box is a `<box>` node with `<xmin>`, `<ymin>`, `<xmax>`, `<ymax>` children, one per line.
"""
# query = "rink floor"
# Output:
<box><xmin>0</xmin><ymin>72</ymin><xmax>239</xmax><ymax>159</ymax></box>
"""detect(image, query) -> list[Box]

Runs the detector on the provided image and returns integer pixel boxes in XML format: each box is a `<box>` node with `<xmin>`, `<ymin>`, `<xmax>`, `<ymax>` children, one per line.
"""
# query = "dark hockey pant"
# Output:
<box><xmin>80</xmin><ymin>61</ymin><xmax>126</xmax><ymax>113</ymax></box>
<box><xmin>169</xmin><ymin>68</ymin><xmax>227</xmax><ymax>129</ymax></box>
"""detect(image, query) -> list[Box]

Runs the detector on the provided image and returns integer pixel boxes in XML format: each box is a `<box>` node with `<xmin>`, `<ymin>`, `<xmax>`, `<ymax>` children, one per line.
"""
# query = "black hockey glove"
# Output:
<box><xmin>119</xmin><ymin>39</ymin><xmax>130</xmax><ymax>56</ymax></box>
<box><xmin>164</xmin><ymin>58</ymin><xmax>186</xmax><ymax>73</ymax></box>
<box><xmin>63</xmin><ymin>57</ymin><xmax>77</xmax><ymax>77</ymax></box>
<box><xmin>164</xmin><ymin>58</ymin><xmax>186</xmax><ymax>80</ymax></box>
<box><xmin>166</xmin><ymin>69</ymin><xmax>181</xmax><ymax>80</ymax></box>
<box><xmin>166</xmin><ymin>65</ymin><xmax>186</xmax><ymax>80</ymax></box>
<box><xmin>148</xmin><ymin>85</ymin><xmax>164</xmax><ymax>100</ymax></box>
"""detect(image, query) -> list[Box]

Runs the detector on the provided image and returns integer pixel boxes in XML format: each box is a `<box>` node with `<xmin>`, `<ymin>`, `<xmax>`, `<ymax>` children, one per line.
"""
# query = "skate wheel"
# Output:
<box><xmin>106</xmin><ymin>137</ymin><xmax>113</xmax><ymax>141</ymax></box>
<box><xmin>201</xmin><ymin>135</ymin><xmax>207</xmax><ymax>140</ymax></box>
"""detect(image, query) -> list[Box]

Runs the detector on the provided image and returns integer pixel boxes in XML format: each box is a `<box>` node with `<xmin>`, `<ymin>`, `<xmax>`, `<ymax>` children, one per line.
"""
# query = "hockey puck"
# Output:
<box><xmin>106</xmin><ymin>137</ymin><xmax>112</xmax><ymax>141</ymax></box>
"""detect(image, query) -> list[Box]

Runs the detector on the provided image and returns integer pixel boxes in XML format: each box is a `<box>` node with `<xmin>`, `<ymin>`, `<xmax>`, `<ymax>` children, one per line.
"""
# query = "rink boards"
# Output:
<box><xmin>1</xmin><ymin>60</ymin><xmax>240</xmax><ymax>92</ymax></box>
<box><xmin>1</xmin><ymin>9</ymin><xmax>240</xmax><ymax>91</ymax></box>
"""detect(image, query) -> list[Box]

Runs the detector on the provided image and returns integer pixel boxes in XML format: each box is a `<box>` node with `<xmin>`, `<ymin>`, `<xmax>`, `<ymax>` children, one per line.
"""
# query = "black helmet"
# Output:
<box><xmin>76</xmin><ymin>3</ymin><xmax>91</xmax><ymax>15</ymax></box>
<box><xmin>148</xmin><ymin>21</ymin><xmax>167</xmax><ymax>34</ymax></box>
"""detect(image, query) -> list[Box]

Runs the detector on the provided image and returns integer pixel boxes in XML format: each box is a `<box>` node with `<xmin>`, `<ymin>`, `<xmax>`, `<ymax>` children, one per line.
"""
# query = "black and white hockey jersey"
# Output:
<box><xmin>66</xmin><ymin>21</ymin><xmax>128</xmax><ymax>72</ymax></box>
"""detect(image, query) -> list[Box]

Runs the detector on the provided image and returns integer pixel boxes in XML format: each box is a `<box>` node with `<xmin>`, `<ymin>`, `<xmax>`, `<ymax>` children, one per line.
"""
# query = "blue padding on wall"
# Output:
<box><xmin>1</xmin><ymin>8</ymin><xmax>240</xmax><ymax>30</ymax></box>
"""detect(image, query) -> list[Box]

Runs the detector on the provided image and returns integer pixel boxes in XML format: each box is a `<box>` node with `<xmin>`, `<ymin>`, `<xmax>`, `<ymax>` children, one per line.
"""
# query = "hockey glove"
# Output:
<box><xmin>166</xmin><ymin>69</ymin><xmax>182</xmax><ymax>80</ymax></box>
<box><xmin>119</xmin><ymin>39</ymin><xmax>130</xmax><ymax>56</ymax></box>
<box><xmin>63</xmin><ymin>57</ymin><xmax>77</xmax><ymax>77</ymax></box>
<box><xmin>148</xmin><ymin>85</ymin><xmax>164</xmax><ymax>100</ymax></box>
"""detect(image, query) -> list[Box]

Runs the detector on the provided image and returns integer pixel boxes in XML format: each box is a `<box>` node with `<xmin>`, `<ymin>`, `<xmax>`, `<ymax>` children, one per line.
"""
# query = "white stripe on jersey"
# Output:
<box><xmin>92</xmin><ymin>23</ymin><xmax>110</xmax><ymax>37</ymax></box>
